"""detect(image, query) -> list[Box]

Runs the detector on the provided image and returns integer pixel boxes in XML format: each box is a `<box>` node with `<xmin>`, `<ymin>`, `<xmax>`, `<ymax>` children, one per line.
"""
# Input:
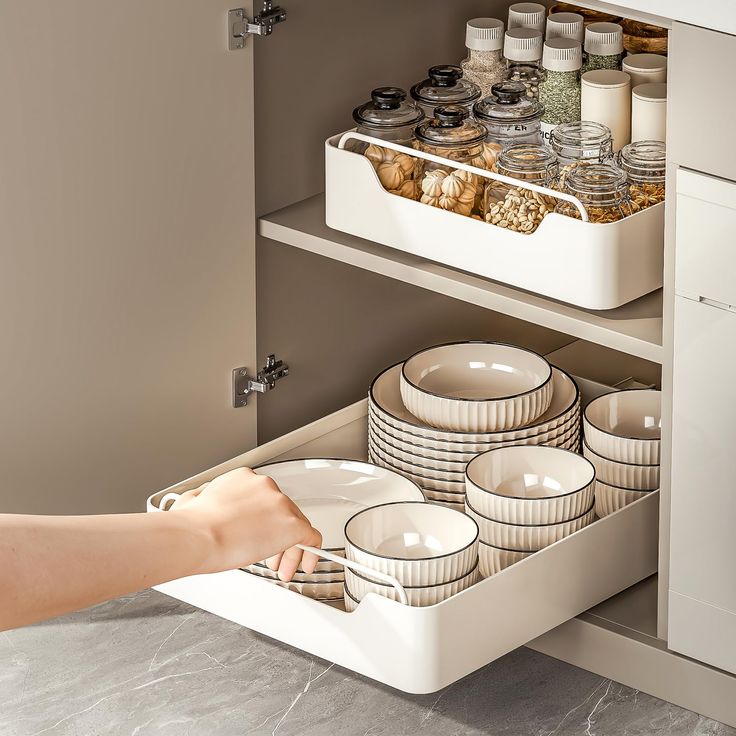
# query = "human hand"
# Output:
<box><xmin>170</xmin><ymin>468</ymin><xmax>322</xmax><ymax>581</ymax></box>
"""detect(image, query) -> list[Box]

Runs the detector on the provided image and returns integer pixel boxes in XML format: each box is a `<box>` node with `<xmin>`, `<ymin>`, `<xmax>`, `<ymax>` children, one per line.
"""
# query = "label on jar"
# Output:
<box><xmin>498</xmin><ymin>123</ymin><xmax>532</xmax><ymax>134</ymax></box>
<box><xmin>540</xmin><ymin>122</ymin><xmax>555</xmax><ymax>144</ymax></box>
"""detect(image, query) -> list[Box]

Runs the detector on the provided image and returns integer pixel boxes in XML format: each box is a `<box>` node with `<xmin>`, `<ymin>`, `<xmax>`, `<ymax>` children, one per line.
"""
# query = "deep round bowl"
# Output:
<box><xmin>466</xmin><ymin>445</ymin><xmax>596</xmax><ymax>525</ymax></box>
<box><xmin>400</xmin><ymin>342</ymin><xmax>554</xmax><ymax>432</ymax></box>
<box><xmin>344</xmin><ymin>501</ymin><xmax>479</xmax><ymax>586</ymax></box>
<box><xmin>594</xmin><ymin>479</ymin><xmax>654</xmax><ymax>518</ymax></box>
<box><xmin>583</xmin><ymin>440</ymin><xmax>659</xmax><ymax>490</ymax></box>
<box><xmin>583</xmin><ymin>389</ymin><xmax>661</xmax><ymax>465</ymax></box>
<box><xmin>478</xmin><ymin>540</ymin><xmax>533</xmax><ymax>577</ymax></box>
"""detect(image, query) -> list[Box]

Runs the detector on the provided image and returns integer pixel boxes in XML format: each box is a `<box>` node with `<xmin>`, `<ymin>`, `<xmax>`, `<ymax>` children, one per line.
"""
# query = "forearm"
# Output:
<box><xmin>0</xmin><ymin>510</ymin><xmax>211</xmax><ymax>632</ymax></box>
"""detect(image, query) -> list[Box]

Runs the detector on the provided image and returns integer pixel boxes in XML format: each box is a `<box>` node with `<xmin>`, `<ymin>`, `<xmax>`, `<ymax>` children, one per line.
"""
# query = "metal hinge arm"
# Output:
<box><xmin>233</xmin><ymin>355</ymin><xmax>289</xmax><ymax>407</ymax></box>
<box><xmin>229</xmin><ymin>2</ymin><xmax>287</xmax><ymax>50</ymax></box>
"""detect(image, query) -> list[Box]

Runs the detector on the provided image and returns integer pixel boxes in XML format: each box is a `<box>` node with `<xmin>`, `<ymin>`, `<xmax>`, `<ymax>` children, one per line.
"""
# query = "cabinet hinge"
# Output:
<box><xmin>228</xmin><ymin>2</ymin><xmax>287</xmax><ymax>50</ymax></box>
<box><xmin>233</xmin><ymin>354</ymin><xmax>289</xmax><ymax>407</ymax></box>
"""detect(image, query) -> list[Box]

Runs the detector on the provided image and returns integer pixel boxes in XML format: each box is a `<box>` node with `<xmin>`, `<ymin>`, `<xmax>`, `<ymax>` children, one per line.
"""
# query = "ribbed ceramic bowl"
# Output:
<box><xmin>344</xmin><ymin>583</ymin><xmax>360</xmax><ymax>612</ymax></box>
<box><xmin>344</xmin><ymin>562</ymin><xmax>479</xmax><ymax>607</ymax></box>
<box><xmin>344</xmin><ymin>501</ymin><xmax>479</xmax><ymax>586</ymax></box>
<box><xmin>421</xmin><ymin>486</ymin><xmax>466</xmax><ymax>503</ymax></box>
<box><xmin>465</xmin><ymin>496</ymin><xmax>595</xmax><ymax>551</ymax></box>
<box><xmin>478</xmin><ymin>540</ymin><xmax>533</xmax><ymax>577</ymax></box>
<box><xmin>465</xmin><ymin>445</ymin><xmax>596</xmax><ymax>525</ymax></box>
<box><xmin>426</xmin><ymin>498</ymin><xmax>466</xmax><ymax>512</ymax></box>
<box><xmin>594</xmin><ymin>479</ymin><xmax>654</xmax><ymax>517</ymax></box>
<box><xmin>368</xmin><ymin>451</ymin><xmax>467</xmax><ymax>494</ymax></box>
<box><xmin>583</xmin><ymin>440</ymin><xmax>659</xmax><ymax>490</ymax></box>
<box><xmin>247</xmin><ymin>561</ymin><xmax>345</xmax><ymax>583</ymax></box>
<box><xmin>242</xmin><ymin>569</ymin><xmax>345</xmax><ymax>600</ymax></box>
<box><xmin>399</xmin><ymin>342</ymin><xmax>554</xmax><ymax>432</ymax></box>
<box><xmin>369</xmin><ymin>363</ymin><xmax>579</xmax><ymax>449</ymax></box>
<box><xmin>368</xmin><ymin>442</ymin><xmax>466</xmax><ymax>482</ymax></box>
<box><xmin>583</xmin><ymin>389</ymin><xmax>662</xmax><ymax>465</ymax></box>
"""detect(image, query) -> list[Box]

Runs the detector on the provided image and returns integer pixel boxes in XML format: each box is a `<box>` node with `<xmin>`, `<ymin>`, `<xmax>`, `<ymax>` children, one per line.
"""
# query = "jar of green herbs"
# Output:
<box><xmin>583</xmin><ymin>22</ymin><xmax>624</xmax><ymax>71</ymax></box>
<box><xmin>538</xmin><ymin>38</ymin><xmax>582</xmax><ymax>143</ymax></box>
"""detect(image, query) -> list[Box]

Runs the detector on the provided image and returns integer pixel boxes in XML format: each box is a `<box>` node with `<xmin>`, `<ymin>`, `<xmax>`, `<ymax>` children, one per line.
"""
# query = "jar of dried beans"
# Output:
<box><xmin>616</xmin><ymin>140</ymin><xmax>666</xmax><ymax>209</ymax></box>
<box><xmin>503</xmin><ymin>28</ymin><xmax>545</xmax><ymax>99</ymax></box>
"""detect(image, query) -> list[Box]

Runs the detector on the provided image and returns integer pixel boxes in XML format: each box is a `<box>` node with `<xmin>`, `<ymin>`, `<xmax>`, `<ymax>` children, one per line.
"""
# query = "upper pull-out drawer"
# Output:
<box><xmin>147</xmin><ymin>400</ymin><xmax>658</xmax><ymax>694</ymax></box>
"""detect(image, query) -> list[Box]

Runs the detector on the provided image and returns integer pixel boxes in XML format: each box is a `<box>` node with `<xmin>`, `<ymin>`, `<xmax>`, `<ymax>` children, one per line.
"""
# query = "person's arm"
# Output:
<box><xmin>0</xmin><ymin>468</ymin><xmax>321</xmax><ymax>632</ymax></box>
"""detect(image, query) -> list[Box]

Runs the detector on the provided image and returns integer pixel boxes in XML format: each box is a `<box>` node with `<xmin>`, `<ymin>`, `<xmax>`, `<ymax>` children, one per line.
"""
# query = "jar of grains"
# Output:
<box><xmin>550</xmin><ymin>120</ymin><xmax>613</xmax><ymax>188</ymax></box>
<box><xmin>538</xmin><ymin>38</ymin><xmax>582</xmax><ymax>143</ymax></box>
<box><xmin>460</xmin><ymin>18</ymin><xmax>507</xmax><ymax>98</ymax></box>
<box><xmin>616</xmin><ymin>140</ymin><xmax>666</xmax><ymax>209</ymax></box>
<box><xmin>556</xmin><ymin>161</ymin><xmax>640</xmax><ymax>223</ymax></box>
<box><xmin>484</xmin><ymin>143</ymin><xmax>559</xmax><ymax>234</ymax></box>
<box><xmin>410</xmin><ymin>65</ymin><xmax>482</xmax><ymax>119</ymax></box>
<box><xmin>473</xmin><ymin>81</ymin><xmax>544</xmax><ymax>149</ymax></box>
<box><xmin>583</xmin><ymin>22</ymin><xmax>624</xmax><ymax>71</ymax></box>
<box><xmin>414</xmin><ymin>105</ymin><xmax>490</xmax><ymax>217</ymax></box>
<box><xmin>503</xmin><ymin>28</ymin><xmax>545</xmax><ymax>99</ymax></box>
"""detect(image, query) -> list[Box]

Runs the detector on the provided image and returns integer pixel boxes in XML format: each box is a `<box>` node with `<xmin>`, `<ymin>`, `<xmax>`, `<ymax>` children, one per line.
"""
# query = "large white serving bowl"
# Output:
<box><xmin>465</xmin><ymin>445</ymin><xmax>596</xmax><ymax>525</ymax></box>
<box><xmin>371</xmin><ymin>363</ymin><xmax>579</xmax><ymax>446</ymax></box>
<box><xmin>583</xmin><ymin>389</ymin><xmax>662</xmax><ymax>465</ymax></box>
<box><xmin>344</xmin><ymin>562</ymin><xmax>479</xmax><ymax>607</ymax></box>
<box><xmin>344</xmin><ymin>501</ymin><xmax>479</xmax><ymax>586</ymax></box>
<box><xmin>399</xmin><ymin>342</ymin><xmax>554</xmax><ymax>432</ymax></box>
<box><xmin>594</xmin><ymin>479</ymin><xmax>653</xmax><ymax>518</ymax></box>
<box><xmin>583</xmin><ymin>440</ymin><xmax>659</xmax><ymax>490</ymax></box>
<box><xmin>465</xmin><ymin>496</ymin><xmax>595</xmax><ymax>551</ymax></box>
<box><xmin>478</xmin><ymin>540</ymin><xmax>533</xmax><ymax>577</ymax></box>
<box><xmin>369</xmin><ymin>451</ymin><xmax>468</xmax><ymax>494</ymax></box>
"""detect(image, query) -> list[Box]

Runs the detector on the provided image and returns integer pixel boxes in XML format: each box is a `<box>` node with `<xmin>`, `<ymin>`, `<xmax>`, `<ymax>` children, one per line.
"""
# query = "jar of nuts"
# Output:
<box><xmin>550</xmin><ymin>120</ymin><xmax>613</xmax><ymax>188</ymax></box>
<box><xmin>473</xmin><ymin>80</ymin><xmax>544</xmax><ymax>148</ymax></box>
<box><xmin>616</xmin><ymin>140</ymin><xmax>665</xmax><ymax>209</ymax></box>
<box><xmin>556</xmin><ymin>161</ymin><xmax>639</xmax><ymax>223</ymax></box>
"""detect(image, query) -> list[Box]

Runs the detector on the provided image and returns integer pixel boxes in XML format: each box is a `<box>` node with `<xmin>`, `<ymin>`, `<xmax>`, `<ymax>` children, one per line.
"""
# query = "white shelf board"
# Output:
<box><xmin>259</xmin><ymin>194</ymin><xmax>664</xmax><ymax>364</ymax></box>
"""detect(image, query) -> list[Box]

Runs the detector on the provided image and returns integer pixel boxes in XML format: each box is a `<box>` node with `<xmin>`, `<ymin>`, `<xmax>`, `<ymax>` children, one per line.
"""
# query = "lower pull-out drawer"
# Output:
<box><xmin>147</xmin><ymin>400</ymin><xmax>658</xmax><ymax>694</ymax></box>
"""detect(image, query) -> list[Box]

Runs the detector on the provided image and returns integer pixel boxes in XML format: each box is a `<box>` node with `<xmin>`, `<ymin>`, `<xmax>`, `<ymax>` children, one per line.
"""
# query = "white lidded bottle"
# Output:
<box><xmin>507</xmin><ymin>2</ymin><xmax>546</xmax><ymax>33</ymax></box>
<box><xmin>583</xmin><ymin>22</ymin><xmax>624</xmax><ymax>71</ymax></box>
<box><xmin>622</xmin><ymin>53</ymin><xmax>667</xmax><ymax>87</ymax></box>
<box><xmin>460</xmin><ymin>18</ymin><xmax>506</xmax><ymax>98</ymax></box>
<box><xmin>631</xmin><ymin>82</ymin><xmax>667</xmax><ymax>142</ymax></box>
<box><xmin>538</xmin><ymin>38</ymin><xmax>583</xmax><ymax>142</ymax></box>
<box><xmin>545</xmin><ymin>12</ymin><xmax>584</xmax><ymax>43</ymax></box>
<box><xmin>503</xmin><ymin>28</ymin><xmax>545</xmax><ymax>99</ymax></box>
<box><xmin>581</xmin><ymin>69</ymin><xmax>631</xmax><ymax>152</ymax></box>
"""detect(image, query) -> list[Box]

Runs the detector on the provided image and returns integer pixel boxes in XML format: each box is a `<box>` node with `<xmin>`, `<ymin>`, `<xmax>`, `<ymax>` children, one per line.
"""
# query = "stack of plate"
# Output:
<box><xmin>582</xmin><ymin>389</ymin><xmax>661</xmax><ymax>517</ymax></box>
<box><xmin>368</xmin><ymin>342</ymin><xmax>582</xmax><ymax>508</ymax></box>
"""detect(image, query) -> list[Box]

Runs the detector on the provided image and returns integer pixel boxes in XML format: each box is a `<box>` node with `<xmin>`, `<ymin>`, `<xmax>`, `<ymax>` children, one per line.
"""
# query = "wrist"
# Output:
<box><xmin>159</xmin><ymin>508</ymin><xmax>217</xmax><ymax>577</ymax></box>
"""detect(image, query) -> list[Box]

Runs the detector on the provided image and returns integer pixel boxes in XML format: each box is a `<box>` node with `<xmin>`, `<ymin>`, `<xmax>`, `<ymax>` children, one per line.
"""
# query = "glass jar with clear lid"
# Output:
<box><xmin>485</xmin><ymin>143</ymin><xmax>559</xmax><ymax>233</ymax></box>
<box><xmin>473</xmin><ymin>81</ymin><xmax>544</xmax><ymax>149</ymax></box>
<box><xmin>410</xmin><ymin>65</ymin><xmax>482</xmax><ymax>119</ymax></box>
<box><xmin>414</xmin><ymin>105</ymin><xmax>489</xmax><ymax>216</ymax></box>
<box><xmin>616</xmin><ymin>140</ymin><xmax>666</xmax><ymax>210</ymax></box>
<box><xmin>550</xmin><ymin>120</ymin><xmax>613</xmax><ymax>188</ymax></box>
<box><xmin>556</xmin><ymin>161</ymin><xmax>639</xmax><ymax>223</ymax></box>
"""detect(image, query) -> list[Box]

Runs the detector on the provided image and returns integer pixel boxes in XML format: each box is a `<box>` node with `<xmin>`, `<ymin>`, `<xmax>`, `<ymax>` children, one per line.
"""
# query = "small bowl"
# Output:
<box><xmin>583</xmin><ymin>389</ymin><xmax>661</xmax><ymax>465</ymax></box>
<box><xmin>478</xmin><ymin>540</ymin><xmax>533</xmax><ymax>577</ymax></box>
<box><xmin>400</xmin><ymin>342</ymin><xmax>553</xmax><ymax>432</ymax></box>
<box><xmin>344</xmin><ymin>562</ymin><xmax>479</xmax><ymax>607</ymax></box>
<box><xmin>344</xmin><ymin>501</ymin><xmax>479</xmax><ymax>586</ymax></box>
<box><xmin>466</xmin><ymin>445</ymin><xmax>596</xmax><ymax>525</ymax></box>
<box><xmin>594</xmin><ymin>479</ymin><xmax>654</xmax><ymax>518</ymax></box>
<box><xmin>583</xmin><ymin>440</ymin><xmax>659</xmax><ymax>490</ymax></box>
<box><xmin>465</xmin><ymin>496</ymin><xmax>595</xmax><ymax>551</ymax></box>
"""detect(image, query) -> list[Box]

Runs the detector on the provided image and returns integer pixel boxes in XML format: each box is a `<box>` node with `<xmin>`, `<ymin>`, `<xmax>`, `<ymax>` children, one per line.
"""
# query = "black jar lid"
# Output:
<box><xmin>414</xmin><ymin>105</ymin><xmax>488</xmax><ymax>147</ymax></box>
<box><xmin>473</xmin><ymin>81</ymin><xmax>544</xmax><ymax>124</ymax></box>
<box><xmin>353</xmin><ymin>87</ymin><xmax>425</xmax><ymax>129</ymax></box>
<box><xmin>410</xmin><ymin>65</ymin><xmax>482</xmax><ymax>108</ymax></box>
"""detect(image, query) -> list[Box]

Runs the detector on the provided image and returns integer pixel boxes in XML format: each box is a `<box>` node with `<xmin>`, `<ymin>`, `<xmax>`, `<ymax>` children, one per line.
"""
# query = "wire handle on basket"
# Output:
<box><xmin>336</xmin><ymin>130</ymin><xmax>589</xmax><ymax>222</ymax></box>
<box><xmin>154</xmin><ymin>492</ymin><xmax>409</xmax><ymax>606</ymax></box>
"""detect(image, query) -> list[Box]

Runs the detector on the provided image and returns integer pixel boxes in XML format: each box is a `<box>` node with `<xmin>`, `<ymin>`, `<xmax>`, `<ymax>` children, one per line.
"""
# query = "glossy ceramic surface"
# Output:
<box><xmin>583</xmin><ymin>440</ymin><xmax>660</xmax><ymax>490</ymax></box>
<box><xmin>594</xmin><ymin>479</ymin><xmax>652</xmax><ymax>517</ymax></box>
<box><xmin>478</xmin><ymin>540</ymin><xmax>533</xmax><ymax>577</ymax></box>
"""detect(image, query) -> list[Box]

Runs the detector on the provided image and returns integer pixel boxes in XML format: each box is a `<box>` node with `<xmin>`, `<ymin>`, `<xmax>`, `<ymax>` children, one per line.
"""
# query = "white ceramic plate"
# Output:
<box><xmin>255</xmin><ymin>458</ymin><xmax>425</xmax><ymax>550</ymax></box>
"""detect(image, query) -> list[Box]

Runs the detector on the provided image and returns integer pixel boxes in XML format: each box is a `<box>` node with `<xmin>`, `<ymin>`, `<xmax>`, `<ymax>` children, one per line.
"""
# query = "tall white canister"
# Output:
<box><xmin>622</xmin><ymin>53</ymin><xmax>667</xmax><ymax>87</ymax></box>
<box><xmin>631</xmin><ymin>82</ymin><xmax>667</xmax><ymax>142</ymax></box>
<box><xmin>581</xmin><ymin>69</ymin><xmax>631</xmax><ymax>151</ymax></box>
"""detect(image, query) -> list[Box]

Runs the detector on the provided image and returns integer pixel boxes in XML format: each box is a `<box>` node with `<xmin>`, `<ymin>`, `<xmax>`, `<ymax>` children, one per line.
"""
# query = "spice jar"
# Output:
<box><xmin>503</xmin><ymin>28</ymin><xmax>545</xmax><ymax>99</ymax></box>
<box><xmin>414</xmin><ymin>105</ymin><xmax>489</xmax><ymax>217</ymax></box>
<box><xmin>484</xmin><ymin>143</ymin><xmax>559</xmax><ymax>234</ymax></box>
<box><xmin>473</xmin><ymin>81</ymin><xmax>544</xmax><ymax>149</ymax></box>
<box><xmin>550</xmin><ymin>120</ymin><xmax>613</xmax><ymax>187</ymax></box>
<box><xmin>617</xmin><ymin>140</ymin><xmax>666</xmax><ymax>209</ymax></box>
<box><xmin>538</xmin><ymin>38</ymin><xmax>583</xmax><ymax>142</ymax></box>
<box><xmin>583</xmin><ymin>22</ymin><xmax>624</xmax><ymax>71</ymax></box>
<box><xmin>460</xmin><ymin>18</ymin><xmax>506</xmax><ymax>98</ymax></box>
<box><xmin>556</xmin><ymin>161</ymin><xmax>639</xmax><ymax>223</ymax></box>
<box><xmin>411</xmin><ymin>65</ymin><xmax>481</xmax><ymax>119</ymax></box>
<box><xmin>507</xmin><ymin>3</ymin><xmax>546</xmax><ymax>33</ymax></box>
<box><xmin>545</xmin><ymin>13</ymin><xmax>584</xmax><ymax>43</ymax></box>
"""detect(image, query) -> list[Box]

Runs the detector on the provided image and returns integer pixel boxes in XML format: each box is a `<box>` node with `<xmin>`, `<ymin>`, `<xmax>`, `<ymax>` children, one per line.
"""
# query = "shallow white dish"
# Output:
<box><xmin>255</xmin><ymin>458</ymin><xmax>425</xmax><ymax>551</ymax></box>
<box><xmin>368</xmin><ymin>442</ymin><xmax>466</xmax><ymax>482</ymax></box>
<box><xmin>247</xmin><ymin>561</ymin><xmax>345</xmax><ymax>583</ymax></box>
<box><xmin>426</xmin><ymin>498</ymin><xmax>467</xmax><ymax>512</ymax></box>
<box><xmin>465</xmin><ymin>496</ymin><xmax>596</xmax><ymax>551</ymax></box>
<box><xmin>344</xmin><ymin>501</ymin><xmax>479</xmax><ymax>586</ymax></box>
<box><xmin>465</xmin><ymin>445</ymin><xmax>595</xmax><ymax>525</ymax></box>
<box><xmin>400</xmin><ymin>342</ymin><xmax>554</xmax><ymax>433</ymax></box>
<box><xmin>421</xmin><ymin>486</ymin><xmax>466</xmax><ymax>503</ymax></box>
<box><xmin>594</xmin><ymin>479</ymin><xmax>654</xmax><ymax>517</ymax></box>
<box><xmin>478</xmin><ymin>540</ymin><xmax>533</xmax><ymax>578</ymax></box>
<box><xmin>242</xmin><ymin>569</ymin><xmax>345</xmax><ymax>600</ymax></box>
<box><xmin>369</xmin><ymin>450</ymin><xmax>467</xmax><ymax>494</ymax></box>
<box><xmin>583</xmin><ymin>389</ymin><xmax>661</xmax><ymax>465</ymax></box>
<box><xmin>583</xmin><ymin>440</ymin><xmax>659</xmax><ymax>490</ymax></box>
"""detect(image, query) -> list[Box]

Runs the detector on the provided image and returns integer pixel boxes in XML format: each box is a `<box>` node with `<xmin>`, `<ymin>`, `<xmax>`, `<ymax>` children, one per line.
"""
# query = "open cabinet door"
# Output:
<box><xmin>0</xmin><ymin>1</ymin><xmax>257</xmax><ymax>514</ymax></box>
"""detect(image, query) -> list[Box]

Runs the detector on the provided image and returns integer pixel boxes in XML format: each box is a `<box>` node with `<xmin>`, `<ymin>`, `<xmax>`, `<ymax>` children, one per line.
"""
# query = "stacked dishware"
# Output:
<box><xmin>368</xmin><ymin>342</ymin><xmax>582</xmax><ymax>507</ymax></box>
<box><xmin>582</xmin><ymin>389</ymin><xmax>661</xmax><ymax>517</ymax></box>
<box><xmin>343</xmin><ymin>501</ymin><xmax>480</xmax><ymax>608</ymax></box>
<box><xmin>464</xmin><ymin>445</ymin><xmax>596</xmax><ymax>576</ymax></box>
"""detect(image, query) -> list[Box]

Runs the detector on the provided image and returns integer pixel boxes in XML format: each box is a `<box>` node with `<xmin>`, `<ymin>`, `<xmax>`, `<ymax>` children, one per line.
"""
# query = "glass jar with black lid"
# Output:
<box><xmin>410</xmin><ymin>65</ymin><xmax>482</xmax><ymax>119</ymax></box>
<box><xmin>472</xmin><ymin>81</ymin><xmax>544</xmax><ymax>149</ymax></box>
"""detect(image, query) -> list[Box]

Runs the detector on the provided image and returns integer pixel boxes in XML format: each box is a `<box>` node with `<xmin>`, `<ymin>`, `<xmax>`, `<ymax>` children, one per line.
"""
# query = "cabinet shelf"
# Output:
<box><xmin>259</xmin><ymin>194</ymin><xmax>664</xmax><ymax>364</ymax></box>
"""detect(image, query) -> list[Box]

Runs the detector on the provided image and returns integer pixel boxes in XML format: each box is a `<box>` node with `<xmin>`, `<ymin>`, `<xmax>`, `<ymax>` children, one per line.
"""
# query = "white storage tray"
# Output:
<box><xmin>325</xmin><ymin>132</ymin><xmax>664</xmax><ymax>310</ymax></box>
<box><xmin>148</xmin><ymin>400</ymin><xmax>658</xmax><ymax>694</ymax></box>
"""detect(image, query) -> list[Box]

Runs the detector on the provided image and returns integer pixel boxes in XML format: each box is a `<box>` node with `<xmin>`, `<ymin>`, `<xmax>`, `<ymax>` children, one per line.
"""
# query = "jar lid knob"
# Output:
<box><xmin>490</xmin><ymin>80</ymin><xmax>526</xmax><ymax>104</ymax></box>
<box><xmin>428</xmin><ymin>65</ymin><xmax>462</xmax><ymax>87</ymax></box>
<box><xmin>433</xmin><ymin>105</ymin><xmax>467</xmax><ymax>126</ymax></box>
<box><xmin>370</xmin><ymin>87</ymin><xmax>406</xmax><ymax>109</ymax></box>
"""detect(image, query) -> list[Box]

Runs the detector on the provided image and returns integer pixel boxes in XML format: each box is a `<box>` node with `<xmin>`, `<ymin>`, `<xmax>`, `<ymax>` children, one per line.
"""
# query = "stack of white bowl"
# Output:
<box><xmin>582</xmin><ymin>389</ymin><xmax>661</xmax><ymax>517</ymax></box>
<box><xmin>343</xmin><ymin>501</ymin><xmax>480</xmax><ymax>608</ymax></box>
<box><xmin>464</xmin><ymin>445</ymin><xmax>596</xmax><ymax>576</ymax></box>
<box><xmin>368</xmin><ymin>342</ymin><xmax>582</xmax><ymax>508</ymax></box>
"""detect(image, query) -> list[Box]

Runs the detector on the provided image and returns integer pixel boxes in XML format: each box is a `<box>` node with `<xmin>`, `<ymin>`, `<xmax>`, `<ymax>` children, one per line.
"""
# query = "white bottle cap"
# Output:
<box><xmin>584</xmin><ymin>22</ymin><xmax>624</xmax><ymax>56</ymax></box>
<box><xmin>508</xmin><ymin>3</ymin><xmax>546</xmax><ymax>33</ymax></box>
<box><xmin>504</xmin><ymin>28</ymin><xmax>543</xmax><ymax>62</ymax></box>
<box><xmin>546</xmin><ymin>12</ymin><xmax>584</xmax><ymax>43</ymax></box>
<box><xmin>465</xmin><ymin>18</ymin><xmax>505</xmax><ymax>51</ymax></box>
<box><xmin>622</xmin><ymin>53</ymin><xmax>668</xmax><ymax>73</ymax></box>
<box><xmin>632</xmin><ymin>82</ymin><xmax>667</xmax><ymax>102</ymax></box>
<box><xmin>542</xmin><ymin>38</ymin><xmax>582</xmax><ymax>72</ymax></box>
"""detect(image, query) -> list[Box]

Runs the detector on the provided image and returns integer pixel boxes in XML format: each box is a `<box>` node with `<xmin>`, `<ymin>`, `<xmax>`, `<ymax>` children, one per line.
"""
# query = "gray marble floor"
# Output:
<box><xmin>1</xmin><ymin>589</ymin><xmax>733</xmax><ymax>736</ymax></box>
